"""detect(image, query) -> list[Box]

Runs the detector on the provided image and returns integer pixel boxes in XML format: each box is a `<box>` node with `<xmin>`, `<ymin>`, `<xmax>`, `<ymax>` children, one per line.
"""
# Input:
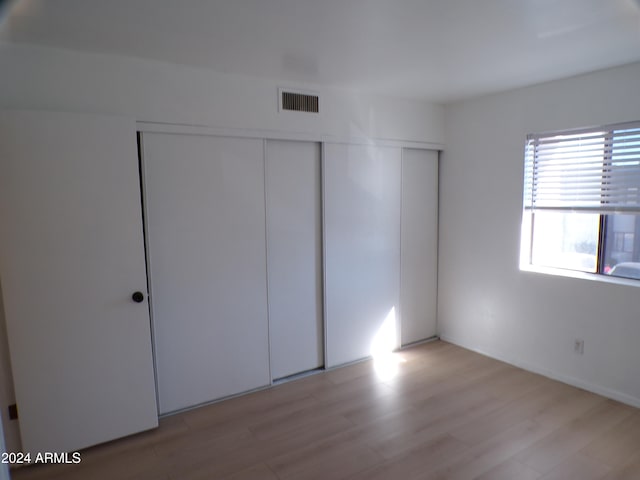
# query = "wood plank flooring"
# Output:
<box><xmin>11</xmin><ymin>341</ymin><xmax>640</xmax><ymax>480</ymax></box>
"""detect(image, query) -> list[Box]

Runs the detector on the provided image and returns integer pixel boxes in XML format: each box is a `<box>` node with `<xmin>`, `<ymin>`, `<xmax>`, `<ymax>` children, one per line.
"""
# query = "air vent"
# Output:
<box><xmin>280</xmin><ymin>89</ymin><xmax>319</xmax><ymax>113</ymax></box>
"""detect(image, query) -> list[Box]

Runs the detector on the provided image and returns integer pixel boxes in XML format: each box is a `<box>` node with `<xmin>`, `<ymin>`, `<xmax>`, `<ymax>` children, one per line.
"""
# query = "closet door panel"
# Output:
<box><xmin>266</xmin><ymin>140</ymin><xmax>323</xmax><ymax>379</ymax></box>
<box><xmin>323</xmin><ymin>143</ymin><xmax>401</xmax><ymax>368</ymax></box>
<box><xmin>142</xmin><ymin>133</ymin><xmax>269</xmax><ymax>414</ymax></box>
<box><xmin>401</xmin><ymin>149</ymin><xmax>439</xmax><ymax>345</ymax></box>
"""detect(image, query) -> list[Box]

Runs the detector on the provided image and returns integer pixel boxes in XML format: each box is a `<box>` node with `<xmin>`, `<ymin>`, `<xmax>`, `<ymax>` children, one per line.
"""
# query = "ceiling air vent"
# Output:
<box><xmin>279</xmin><ymin>89</ymin><xmax>319</xmax><ymax>113</ymax></box>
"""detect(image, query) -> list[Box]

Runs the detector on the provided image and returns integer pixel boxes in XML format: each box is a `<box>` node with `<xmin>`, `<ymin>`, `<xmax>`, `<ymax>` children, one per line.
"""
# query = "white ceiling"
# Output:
<box><xmin>2</xmin><ymin>0</ymin><xmax>640</xmax><ymax>103</ymax></box>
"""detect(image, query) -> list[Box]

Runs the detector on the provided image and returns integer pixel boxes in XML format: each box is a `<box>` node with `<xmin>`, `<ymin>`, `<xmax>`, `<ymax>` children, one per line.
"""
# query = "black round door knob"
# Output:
<box><xmin>132</xmin><ymin>291</ymin><xmax>145</xmax><ymax>303</ymax></box>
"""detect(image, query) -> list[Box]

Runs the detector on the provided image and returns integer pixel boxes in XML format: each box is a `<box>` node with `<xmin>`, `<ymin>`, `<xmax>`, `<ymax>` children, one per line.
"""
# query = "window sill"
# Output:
<box><xmin>520</xmin><ymin>263</ymin><xmax>640</xmax><ymax>289</ymax></box>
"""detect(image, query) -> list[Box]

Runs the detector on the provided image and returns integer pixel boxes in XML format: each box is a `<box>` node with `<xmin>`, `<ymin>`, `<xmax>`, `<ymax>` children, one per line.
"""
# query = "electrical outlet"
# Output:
<box><xmin>574</xmin><ymin>339</ymin><xmax>584</xmax><ymax>355</ymax></box>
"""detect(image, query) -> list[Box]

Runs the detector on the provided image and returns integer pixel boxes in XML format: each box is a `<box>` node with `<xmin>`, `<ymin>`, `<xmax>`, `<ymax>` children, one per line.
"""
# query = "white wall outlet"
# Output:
<box><xmin>574</xmin><ymin>339</ymin><xmax>585</xmax><ymax>355</ymax></box>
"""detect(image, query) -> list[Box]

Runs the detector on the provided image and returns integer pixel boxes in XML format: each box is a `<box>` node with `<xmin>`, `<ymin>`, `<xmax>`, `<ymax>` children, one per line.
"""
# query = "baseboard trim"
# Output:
<box><xmin>400</xmin><ymin>335</ymin><xmax>440</xmax><ymax>350</ymax></box>
<box><xmin>439</xmin><ymin>334</ymin><xmax>640</xmax><ymax>409</ymax></box>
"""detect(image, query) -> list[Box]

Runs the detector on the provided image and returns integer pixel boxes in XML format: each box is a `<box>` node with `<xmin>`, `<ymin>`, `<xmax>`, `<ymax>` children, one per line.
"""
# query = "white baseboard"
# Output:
<box><xmin>439</xmin><ymin>334</ymin><xmax>640</xmax><ymax>409</ymax></box>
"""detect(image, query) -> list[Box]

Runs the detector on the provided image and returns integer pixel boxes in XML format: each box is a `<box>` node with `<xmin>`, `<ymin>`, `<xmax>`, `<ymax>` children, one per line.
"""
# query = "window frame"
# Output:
<box><xmin>520</xmin><ymin>121</ymin><xmax>640</xmax><ymax>283</ymax></box>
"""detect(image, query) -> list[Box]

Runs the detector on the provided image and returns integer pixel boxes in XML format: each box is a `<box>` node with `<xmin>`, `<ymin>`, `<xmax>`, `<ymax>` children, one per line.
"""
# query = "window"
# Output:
<box><xmin>521</xmin><ymin>122</ymin><xmax>640</xmax><ymax>281</ymax></box>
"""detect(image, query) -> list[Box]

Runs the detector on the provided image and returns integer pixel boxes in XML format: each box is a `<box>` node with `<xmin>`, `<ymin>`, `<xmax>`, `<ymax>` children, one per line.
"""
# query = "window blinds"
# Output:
<box><xmin>524</xmin><ymin>122</ymin><xmax>640</xmax><ymax>213</ymax></box>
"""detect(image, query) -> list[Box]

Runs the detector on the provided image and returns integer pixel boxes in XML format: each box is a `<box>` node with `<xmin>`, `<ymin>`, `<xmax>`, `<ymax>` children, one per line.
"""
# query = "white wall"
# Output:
<box><xmin>0</xmin><ymin>42</ymin><xmax>444</xmax><ymax>452</ymax></box>
<box><xmin>439</xmin><ymin>61</ymin><xmax>640</xmax><ymax>407</ymax></box>
<box><xmin>0</xmin><ymin>415</ymin><xmax>8</xmax><ymax>480</ymax></box>
<box><xmin>0</xmin><ymin>43</ymin><xmax>444</xmax><ymax>145</ymax></box>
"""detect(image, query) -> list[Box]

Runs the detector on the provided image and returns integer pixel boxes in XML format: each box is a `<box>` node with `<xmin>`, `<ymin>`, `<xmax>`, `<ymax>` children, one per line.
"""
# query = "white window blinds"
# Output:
<box><xmin>524</xmin><ymin>122</ymin><xmax>640</xmax><ymax>213</ymax></box>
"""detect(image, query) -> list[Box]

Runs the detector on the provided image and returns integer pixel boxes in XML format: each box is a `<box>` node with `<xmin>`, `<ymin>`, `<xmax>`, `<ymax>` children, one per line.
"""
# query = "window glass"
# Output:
<box><xmin>530</xmin><ymin>211</ymin><xmax>599</xmax><ymax>272</ymax></box>
<box><xmin>603</xmin><ymin>213</ymin><xmax>640</xmax><ymax>279</ymax></box>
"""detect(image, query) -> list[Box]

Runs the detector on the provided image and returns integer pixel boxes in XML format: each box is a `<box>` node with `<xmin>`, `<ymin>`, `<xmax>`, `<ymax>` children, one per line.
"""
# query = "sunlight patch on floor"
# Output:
<box><xmin>370</xmin><ymin>306</ymin><xmax>404</xmax><ymax>381</ymax></box>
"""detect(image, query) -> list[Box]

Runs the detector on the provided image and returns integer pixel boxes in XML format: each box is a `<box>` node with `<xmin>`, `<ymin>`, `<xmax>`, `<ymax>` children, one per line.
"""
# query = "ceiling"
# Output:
<box><xmin>2</xmin><ymin>0</ymin><xmax>640</xmax><ymax>103</ymax></box>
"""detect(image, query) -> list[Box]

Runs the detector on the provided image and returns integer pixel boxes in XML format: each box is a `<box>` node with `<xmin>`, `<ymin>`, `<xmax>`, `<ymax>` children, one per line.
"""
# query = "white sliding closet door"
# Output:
<box><xmin>266</xmin><ymin>140</ymin><xmax>323</xmax><ymax>380</ymax></box>
<box><xmin>323</xmin><ymin>143</ymin><xmax>401</xmax><ymax>367</ymax></box>
<box><xmin>401</xmin><ymin>149</ymin><xmax>439</xmax><ymax>345</ymax></box>
<box><xmin>0</xmin><ymin>111</ymin><xmax>158</xmax><ymax>453</ymax></box>
<box><xmin>142</xmin><ymin>133</ymin><xmax>270</xmax><ymax>414</ymax></box>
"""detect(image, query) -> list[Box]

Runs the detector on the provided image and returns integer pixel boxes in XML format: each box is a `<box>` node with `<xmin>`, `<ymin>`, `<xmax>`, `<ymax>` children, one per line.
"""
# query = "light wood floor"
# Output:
<box><xmin>11</xmin><ymin>340</ymin><xmax>640</xmax><ymax>480</ymax></box>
